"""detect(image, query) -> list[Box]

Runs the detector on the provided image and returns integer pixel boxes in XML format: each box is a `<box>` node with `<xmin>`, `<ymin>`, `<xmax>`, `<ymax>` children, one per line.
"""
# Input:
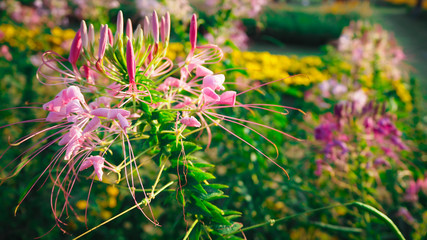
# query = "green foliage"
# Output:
<box><xmin>244</xmin><ymin>7</ymin><xmax>362</xmax><ymax>46</ymax></box>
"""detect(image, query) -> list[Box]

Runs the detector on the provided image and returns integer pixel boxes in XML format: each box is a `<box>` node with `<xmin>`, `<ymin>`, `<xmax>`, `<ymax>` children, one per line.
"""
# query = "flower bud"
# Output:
<box><xmin>114</xmin><ymin>10</ymin><xmax>124</xmax><ymax>44</ymax></box>
<box><xmin>126</xmin><ymin>40</ymin><xmax>136</xmax><ymax>85</ymax></box>
<box><xmin>69</xmin><ymin>30</ymin><xmax>82</xmax><ymax>66</ymax></box>
<box><xmin>80</xmin><ymin>20</ymin><xmax>88</xmax><ymax>49</ymax></box>
<box><xmin>152</xmin><ymin>11</ymin><xmax>159</xmax><ymax>44</ymax></box>
<box><xmin>144</xmin><ymin>16</ymin><xmax>150</xmax><ymax>39</ymax></box>
<box><xmin>98</xmin><ymin>25</ymin><xmax>108</xmax><ymax>60</ymax></box>
<box><xmin>88</xmin><ymin>24</ymin><xmax>95</xmax><ymax>46</ymax></box>
<box><xmin>190</xmin><ymin>14</ymin><xmax>197</xmax><ymax>51</ymax></box>
<box><xmin>126</xmin><ymin>18</ymin><xmax>133</xmax><ymax>41</ymax></box>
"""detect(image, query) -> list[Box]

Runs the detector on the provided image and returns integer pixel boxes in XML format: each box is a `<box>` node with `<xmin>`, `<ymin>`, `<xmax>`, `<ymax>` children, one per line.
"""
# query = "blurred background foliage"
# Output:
<box><xmin>1</xmin><ymin>0</ymin><xmax>426</xmax><ymax>239</ymax></box>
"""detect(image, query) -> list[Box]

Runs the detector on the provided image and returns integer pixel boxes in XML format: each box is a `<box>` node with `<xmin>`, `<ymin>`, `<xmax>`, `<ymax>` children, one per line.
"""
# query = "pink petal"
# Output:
<box><xmin>166</xmin><ymin>77</ymin><xmax>184</xmax><ymax>88</ymax></box>
<box><xmin>66</xmin><ymin>99</ymin><xmax>83</xmax><ymax>115</ymax></box>
<box><xmin>202</xmin><ymin>74</ymin><xmax>225</xmax><ymax>91</ymax></box>
<box><xmin>180</xmin><ymin>116</ymin><xmax>201</xmax><ymax>127</ymax></box>
<box><xmin>174</xmin><ymin>96</ymin><xmax>193</xmax><ymax>109</ymax></box>
<box><xmin>83</xmin><ymin>117</ymin><xmax>101</xmax><ymax>133</ymax></box>
<box><xmin>108</xmin><ymin>109</ymin><xmax>131</xmax><ymax>119</ymax></box>
<box><xmin>201</xmin><ymin>87</ymin><xmax>220</xmax><ymax>104</ymax></box>
<box><xmin>79</xmin><ymin>156</ymin><xmax>105</xmax><ymax>181</ymax></box>
<box><xmin>89</xmin><ymin>96</ymin><xmax>112</xmax><ymax>110</ymax></box>
<box><xmin>91</xmin><ymin>108</ymin><xmax>110</xmax><ymax>118</ymax></box>
<box><xmin>43</xmin><ymin>98</ymin><xmax>63</xmax><ymax>112</ymax></box>
<box><xmin>117</xmin><ymin>113</ymin><xmax>130</xmax><ymax>129</ymax></box>
<box><xmin>46</xmin><ymin>112</ymin><xmax>66</xmax><ymax>122</ymax></box>
<box><xmin>217</xmin><ymin>91</ymin><xmax>236</xmax><ymax>106</ymax></box>
<box><xmin>157</xmin><ymin>83</ymin><xmax>169</xmax><ymax>92</ymax></box>
<box><xmin>79</xmin><ymin>159</ymin><xmax>93</xmax><ymax>171</ymax></box>
<box><xmin>91</xmin><ymin>108</ymin><xmax>130</xmax><ymax>119</ymax></box>
<box><xmin>59</xmin><ymin>126</ymin><xmax>82</xmax><ymax>145</ymax></box>
<box><xmin>64</xmin><ymin>140</ymin><xmax>81</xmax><ymax>160</ymax></box>
<box><xmin>106</xmin><ymin>82</ymin><xmax>123</xmax><ymax>96</ymax></box>
<box><xmin>64</xmin><ymin>86</ymin><xmax>85</xmax><ymax>103</ymax></box>
<box><xmin>195</xmin><ymin>65</ymin><xmax>213</xmax><ymax>77</ymax></box>
<box><xmin>91</xmin><ymin>156</ymin><xmax>105</xmax><ymax>181</ymax></box>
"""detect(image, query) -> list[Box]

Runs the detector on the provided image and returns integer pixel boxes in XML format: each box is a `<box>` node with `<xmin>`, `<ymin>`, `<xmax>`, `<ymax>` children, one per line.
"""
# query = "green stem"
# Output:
<box><xmin>230</xmin><ymin>201</ymin><xmax>405</xmax><ymax>240</ymax></box>
<box><xmin>151</xmin><ymin>160</ymin><xmax>167</xmax><ymax>197</ymax></box>
<box><xmin>182</xmin><ymin>219</ymin><xmax>199</xmax><ymax>240</ymax></box>
<box><xmin>310</xmin><ymin>221</ymin><xmax>363</xmax><ymax>234</ymax></box>
<box><xmin>73</xmin><ymin>181</ymin><xmax>175</xmax><ymax>240</ymax></box>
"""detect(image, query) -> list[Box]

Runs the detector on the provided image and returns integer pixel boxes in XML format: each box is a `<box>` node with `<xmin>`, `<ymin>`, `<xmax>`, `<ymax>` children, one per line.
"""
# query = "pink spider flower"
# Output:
<box><xmin>158</xmin><ymin>55</ymin><xmax>303</xmax><ymax>179</ymax></box>
<box><xmin>179</xmin><ymin>14</ymin><xmax>224</xmax><ymax>81</ymax></box>
<box><xmin>79</xmin><ymin>155</ymin><xmax>117</xmax><ymax>181</ymax></box>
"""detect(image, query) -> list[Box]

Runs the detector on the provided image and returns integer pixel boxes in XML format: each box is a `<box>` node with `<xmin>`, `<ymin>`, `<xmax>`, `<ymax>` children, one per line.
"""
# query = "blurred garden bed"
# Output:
<box><xmin>243</xmin><ymin>1</ymin><xmax>372</xmax><ymax>46</ymax></box>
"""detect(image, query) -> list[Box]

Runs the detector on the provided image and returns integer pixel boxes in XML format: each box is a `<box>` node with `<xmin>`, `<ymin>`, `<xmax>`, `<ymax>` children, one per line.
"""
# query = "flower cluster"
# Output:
<box><xmin>404</xmin><ymin>176</ymin><xmax>427</xmax><ymax>203</ymax></box>
<box><xmin>321</xmin><ymin>1</ymin><xmax>372</xmax><ymax>16</ymax></box>
<box><xmin>1</xmin><ymin>0</ymin><xmax>118</xmax><ymax>28</ymax></box>
<box><xmin>166</xmin><ymin>44</ymin><xmax>328</xmax><ymax>85</ymax></box>
<box><xmin>0</xmin><ymin>24</ymin><xmax>75</xmax><ymax>55</ymax></box>
<box><xmin>2</xmin><ymin>10</ymin><xmax>297</xmax><ymax>234</ymax></box>
<box><xmin>230</xmin><ymin>52</ymin><xmax>327</xmax><ymax>83</ymax></box>
<box><xmin>385</xmin><ymin>0</ymin><xmax>427</xmax><ymax>9</ymax></box>
<box><xmin>307</xmin><ymin>20</ymin><xmax>413</xmax><ymax>111</ymax></box>
<box><xmin>337</xmin><ymin>21</ymin><xmax>407</xmax><ymax>82</ymax></box>
<box><xmin>136</xmin><ymin>0</ymin><xmax>193</xmax><ymax>23</ymax></box>
<box><xmin>314</xmin><ymin>101</ymin><xmax>409</xmax><ymax>176</ymax></box>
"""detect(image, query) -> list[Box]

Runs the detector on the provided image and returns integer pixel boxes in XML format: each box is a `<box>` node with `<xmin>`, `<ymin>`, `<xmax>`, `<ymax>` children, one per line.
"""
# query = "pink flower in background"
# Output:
<box><xmin>314</xmin><ymin>101</ymin><xmax>409</xmax><ymax>177</ymax></box>
<box><xmin>397</xmin><ymin>207</ymin><xmax>415</xmax><ymax>223</ymax></box>
<box><xmin>0</xmin><ymin>45</ymin><xmax>12</xmax><ymax>61</ymax></box>
<box><xmin>404</xmin><ymin>180</ymin><xmax>419</xmax><ymax>202</ymax></box>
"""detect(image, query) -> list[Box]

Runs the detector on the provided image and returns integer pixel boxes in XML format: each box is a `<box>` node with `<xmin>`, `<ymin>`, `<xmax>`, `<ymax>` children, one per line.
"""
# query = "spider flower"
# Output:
<box><xmin>1</xmin><ymin>11</ymin><xmax>301</xmax><ymax>234</ymax></box>
<box><xmin>314</xmin><ymin>101</ymin><xmax>409</xmax><ymax>176</ymax></box>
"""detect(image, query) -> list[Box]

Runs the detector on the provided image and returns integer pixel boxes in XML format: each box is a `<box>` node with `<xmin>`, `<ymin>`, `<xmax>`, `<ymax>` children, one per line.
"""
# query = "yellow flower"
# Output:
<box><xmin>106</xmin><ymin>185</ymin><xmax>120</xmax><ymax>197</ymax></box>
<box><xmin>76</xmin><ymin>200</ymin><xmax>88</xmax><ymax>210</ymax></box>
<box><xmin>108</xmin><ymin>198</ymin><xmax>117</xmax><ymax>208</ymax></box>
<box><xmin>100</xmin><ymin>210</ymin><xmax>113</xmax><ymax>220</ymax></box>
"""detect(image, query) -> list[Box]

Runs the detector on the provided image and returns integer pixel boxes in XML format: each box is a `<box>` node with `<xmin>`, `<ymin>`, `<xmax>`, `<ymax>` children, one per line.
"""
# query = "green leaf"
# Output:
<box><xmin>212</xmin><ymin>222</ymin><xmax>243</xmax><ymax>235</ymax></box>
<box><xmin>192</xmin><ymin>162</ymin><xmax>215</xmax><ymax>169</ymax></box>
<box><xmin>200</xmin><ymin>185</ymin><xmax>225</xmax><ymax>201</ymax></box>
<box><xmin>187</xmin><ymin>166</ymin><xmax>216</xmax><ymax>182</ymax></box>
<box><xmin>139</xmin><ymin>102</ymin><xmax>152</xmax><ymax>118</ymax></box>
<box><xmin>208</xmin><ymin>184</ymin><xmax>229</xmax><ymax>189</ymax></box>
<box><xmin>192</xmin><ymin>183</ymin><xmax>208</xmax><ymax>195</ymax></box>
<box><xmin>171</xmin><ymin>141</ymin><xmax>202</xmax><ymax>157</ymax></box>
<box><xmin>15</xmin><ymin>171</ymin><xmax>44</xmax><ymax>215</ymax></box>
<box><xmin>204</xmin><ymin>201</ymin><xmax>230</xmax><ymax>225</ymax></box>
<box><xmin>190</xmin><ymin>196</ymin><xmax>212</xmax><ymax>217</ymax></box>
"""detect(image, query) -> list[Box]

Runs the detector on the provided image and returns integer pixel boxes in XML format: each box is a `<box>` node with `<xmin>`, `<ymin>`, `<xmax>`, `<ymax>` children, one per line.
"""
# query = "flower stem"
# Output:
<box><xmin>151</xmin><ymin>160</ymin><xmax>167</xmax><ymax>197</ymax></box>
<box><xmin>230</xmin><ymin>201</ymin><xmax>405</xmax><ymax>240</ymax></box>
<box><xmin>182</xmin><ymin>219</ymin><xmax>199</xmax><ymax>240</ymax></box>
<box><xmin>73</xmin><ymin>181</ymin><xmax>175</xmax><ymax>240</ymax></box>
